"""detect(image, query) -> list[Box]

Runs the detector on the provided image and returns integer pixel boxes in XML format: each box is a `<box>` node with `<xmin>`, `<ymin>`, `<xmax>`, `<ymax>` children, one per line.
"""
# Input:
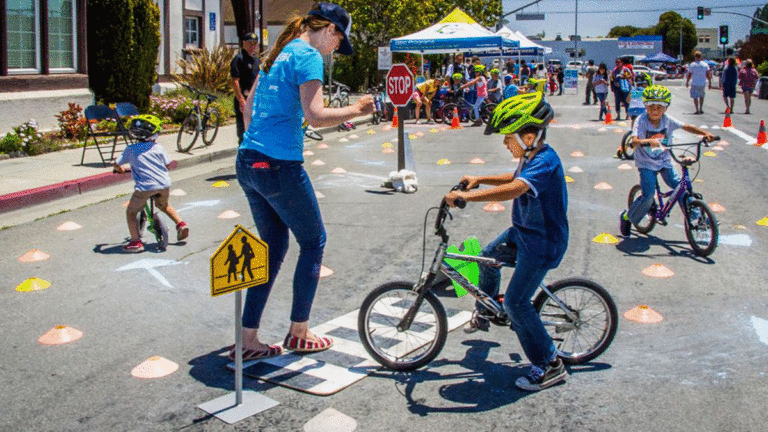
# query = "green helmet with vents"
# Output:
<box><xmin>490</xmin><ymin>68</ymin><xmax>500</xmax><ymax>75</ymax></box>
<box><xmin>484</xmin><ymin>92</ymin><xmax>554</xmax><ymax>136</ymax></box>
<box><xmin>642</xmin><ymin>84</ymin><xmax>672</xmax><ymax>106</ymax></box>
<box><xmin>636</xmin><ymin>72</ymin><xmax>653</xmax><ymax>88</ymax></box>
<box><xmin>474</xmin><ymin>64</ymin><xmax>486</xmax><ymax>73</ymax></box>
<box><xmin>452</xmin><ymin>72</ymin><xmax>463</xmax><ymax>82</ymax></box>
<box><xmin>128</xmin><ymin>114</ymin><xmax>163</xmax><ymax>141</ymax></box>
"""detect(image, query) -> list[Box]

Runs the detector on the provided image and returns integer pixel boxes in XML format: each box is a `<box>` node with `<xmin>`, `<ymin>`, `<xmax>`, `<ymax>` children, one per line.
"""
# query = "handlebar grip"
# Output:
<box><xmin>455</xmin><ymin>199</ymin><xmax>466</xmax><ymax>209</ymax></box>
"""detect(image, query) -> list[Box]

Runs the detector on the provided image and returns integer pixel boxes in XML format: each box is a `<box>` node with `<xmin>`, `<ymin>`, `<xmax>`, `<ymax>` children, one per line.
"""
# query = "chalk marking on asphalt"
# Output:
<box><xmin>751</xmin><ymin>316</ymin><xmax>768</xmax><ymax>346</ymax></box>
<box><xmin>176</xmin><ymin>200</ymin><xmax>221</xmax><ymax>213</ymax></box>
<box><xmin>719</xmin><ymin>234</ymin><xmax>752</xmax><ymax>247</ymax></box>
<box><xmin>116</xmin><ymin>258</ymin><xmax>183</xmax><ymax>288</ymax></box>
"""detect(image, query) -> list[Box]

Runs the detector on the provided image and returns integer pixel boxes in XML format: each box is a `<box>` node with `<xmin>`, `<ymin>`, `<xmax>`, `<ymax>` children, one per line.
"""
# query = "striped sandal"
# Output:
<box><xmin>283</xmin><ymin>334</ymin><xmax>334</xmax><ymax>353</ymax></box>
<box><xmin>228</xmin><ymin>344</ymin><xmax>283</xmax><ymax>361</ymax></box>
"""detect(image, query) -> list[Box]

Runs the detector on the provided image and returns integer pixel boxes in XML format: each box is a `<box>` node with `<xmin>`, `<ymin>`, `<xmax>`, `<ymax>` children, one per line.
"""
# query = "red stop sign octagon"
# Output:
<box><xmin>386</xmin><ymin>64</ymin><xmax>414</xmax><ymax>107</ymax></box>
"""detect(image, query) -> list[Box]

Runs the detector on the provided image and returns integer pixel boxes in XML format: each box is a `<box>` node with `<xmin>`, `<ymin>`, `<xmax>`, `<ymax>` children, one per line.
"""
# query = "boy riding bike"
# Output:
<box><xmin>619</xmin><ymin>85</ymin><xmax>715</xmax><ymax>236</ymax></box>
<box><xmin>626</xmin><ymin>72</ymin><xmax>653</xmax><ymax>129</ymax></box>
<box><xmin>113</xmin><ymin>115</ymin><xmax>190</xmax><ymax>252</ymax></box>
<box><xmin>445</xmin><ymin>93</ymin><xmax>569</xmax><ymax>391</ymax></box>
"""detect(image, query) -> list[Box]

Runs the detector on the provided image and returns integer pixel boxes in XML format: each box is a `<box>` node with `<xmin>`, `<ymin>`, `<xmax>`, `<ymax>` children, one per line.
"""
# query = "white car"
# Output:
<box><xmin>632</xmin><ymin>65</ymin><xmax>667</xmax><ymax>81</ymax></box>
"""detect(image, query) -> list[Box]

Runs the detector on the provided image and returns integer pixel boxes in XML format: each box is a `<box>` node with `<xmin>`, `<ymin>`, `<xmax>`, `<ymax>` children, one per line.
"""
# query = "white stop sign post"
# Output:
<box><xmin>386</xmin><ymin>64</ymin><xmax>414</xmax><ymax>171</ymax></box>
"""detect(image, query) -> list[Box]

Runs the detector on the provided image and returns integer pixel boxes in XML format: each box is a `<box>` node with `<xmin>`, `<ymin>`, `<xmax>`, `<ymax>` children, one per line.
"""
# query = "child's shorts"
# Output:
<box><xmin>127</xmin><ymin>188</ymin><xmax>170</xmax><ymax>214</ymax></box>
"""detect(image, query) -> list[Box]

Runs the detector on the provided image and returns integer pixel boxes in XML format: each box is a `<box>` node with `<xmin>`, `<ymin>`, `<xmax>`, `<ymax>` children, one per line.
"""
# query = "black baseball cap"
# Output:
<box><xmin>308</xmin><ymin>2</ymin><xmax>354</xmax><ymax>56</ymax></box>
<box><xmin>242</xmin><ymin>32</ymin><xmax>258</xmax><ymax>42</ymax></box>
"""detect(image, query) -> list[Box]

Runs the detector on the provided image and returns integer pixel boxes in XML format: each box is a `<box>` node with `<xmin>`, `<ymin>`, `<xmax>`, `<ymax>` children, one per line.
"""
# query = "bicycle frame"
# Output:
<box><xmin>650</xmin><ymin>165</ymin><xmax>692</xmax><ymax>222</ymax></box>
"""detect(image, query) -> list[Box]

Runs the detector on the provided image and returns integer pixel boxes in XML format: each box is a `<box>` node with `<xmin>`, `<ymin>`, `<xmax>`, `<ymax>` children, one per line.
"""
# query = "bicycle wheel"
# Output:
<box><xmin>481</xmin><ymin>103</ymin><xmax>497</xmax><ymax>124</ymax></box>
<box><xmin>441</xmin><ymin>103</ymin><xmax>458</xmax><ymax>124</ymax></box>
<box><xmin>304</xmin><ymin>128</ymin><xmax>323</xmax><ymax>141</ymax></box>
<box><xmin>341</xmin><ymin>94</ymin><xmax>350</xmax><ymax>107</ymax></box>
<box><xmin>202</xmin><ymin>108</ymin><xmax>221</xmax><ymax>146</ymax></box>
<box><xmin>627</xmin><ymin>184</ymin><xmax>656</xmax><ymax>234</ymax></box>
<box><xmin>177</xmin><ymin>112</ymin><xmax>200</xmax><ymax>152</ymax></box>
<box><xmin>620</xmin><ymin>131</ymin><xmax>634</xmax><ymax>160</ymax></box>
<box><xmin>533</xmin><ymin>278</ymin><xmax>618</xmax><ymax>365</ymax></box>
<box><xmin>152</xmin><ymin>213</ymin><xmax>169</xmax><ymax>251</ymax></box>
<box><xmin>684</xmin><ymin>199</ymin><xmax>718</xmax><ymax>257</ymax></box>
<box><xmin>358</xmin><ymin>281</ymin><xmax>448</xmax><ymax>371</ymax></box>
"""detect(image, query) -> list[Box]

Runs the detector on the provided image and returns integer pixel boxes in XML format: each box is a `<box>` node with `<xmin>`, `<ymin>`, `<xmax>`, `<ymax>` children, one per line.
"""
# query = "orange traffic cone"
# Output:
<box><xmin>723</xmin><ymin>108</ymin><xmax>733</xmax><ymax>128</ymax></box>
<box><xmin>604</xmin><ymin>103</ymin><xmax>613</xmax><ymax>124</ymax></box>
<box><xmin>449</xmin><ymin>107</ymin><xmax>463</xmax><ymax>129</ymax></box>
<box><xmin>391</xmin><ymin>110</ymin><xmax>398</xmax><ymax>127</ymax></box>
<box><xmin>756</xmin><ymin>120</ymin><xmax>767</xmax><ymax>146</ymax></box>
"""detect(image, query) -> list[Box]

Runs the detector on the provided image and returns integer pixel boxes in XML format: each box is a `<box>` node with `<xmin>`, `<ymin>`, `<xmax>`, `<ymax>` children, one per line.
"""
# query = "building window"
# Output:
<box><xmin>185</xmin><ymin>16</ymin><xmax>201</xmax><ymax>48</ymax></box>
<box><xmin>6</xmin><ymin>0</ymin><xmax>40</xmax><ymax>72</ymax></box>
<box><xmin>48</xmin><ymin>0</ymin><xmax>76</xmax><ymax>71</ymax></box>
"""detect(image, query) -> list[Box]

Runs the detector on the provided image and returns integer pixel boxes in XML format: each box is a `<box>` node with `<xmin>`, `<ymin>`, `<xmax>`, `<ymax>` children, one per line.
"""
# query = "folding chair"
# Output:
<box><xmin>114</xmin><ymin>102</ymin><xmax>140</xmax><ymax>134</ymax></box>
<box><xmin>80</xmin><ymin>105</ymin><xmax>130</xmax><ymax>166</ymax></box>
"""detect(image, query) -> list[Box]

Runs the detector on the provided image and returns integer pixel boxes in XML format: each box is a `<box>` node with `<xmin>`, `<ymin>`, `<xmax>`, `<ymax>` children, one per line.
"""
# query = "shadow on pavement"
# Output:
<box><xmin>615</xmin><ymin>235</ymin><xmax>714</xmax><ymax>264</ymax></box>
<box><xmin>187</xmin><ymin>346</ymin><xmax>276</xmax><ymax>393</ymax></box>
<box><xmin>364</xmin><ymin>189</ymin><xmax>396</xmax><ymax>196</ymax></box>
<box><xmin>205</xmin><ymin>174</ymin><xmax>237</xmax><ymax>182</ymax></box>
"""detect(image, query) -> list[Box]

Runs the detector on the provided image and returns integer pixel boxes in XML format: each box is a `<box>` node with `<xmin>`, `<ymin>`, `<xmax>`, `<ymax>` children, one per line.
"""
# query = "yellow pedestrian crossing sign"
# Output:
<box><xmin>210</xmin><ymin>225</ymin><xmax>268</xmax><ymax>297</ymax></box>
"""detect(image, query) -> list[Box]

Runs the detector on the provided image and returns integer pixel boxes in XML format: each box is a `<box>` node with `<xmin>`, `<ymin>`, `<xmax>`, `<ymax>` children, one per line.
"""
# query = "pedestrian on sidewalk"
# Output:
<box><xmin>721</xmin><ymin>57</ymin><xmax>738</xmax><ymax>114</ymax></box>
<box><xmin>686</xmin><ymin>51</ymin><xmax>711</xmax><ymax>115</ymax></box>
<box><xmin>231</xmin><ymin>32</ymin><xmax>260</xmax><ymax>145</ymax></box>
<box><xmin>235</xmin><ymin>2</ymin><xmax>374</xmax><ymax>361</ymax></box>
<box><xmin>113</xmin><ymin>115</ymin><xmax>190</xmax><ymax>253</ymax></box>
<box><xmin>738</xmin><ymin>59</ymin><xmax>759</xmax><ymax>115</ymax></box>
<box><xmin>594</xmin><ymin>63</ymin><xmax>609</xmax><ymax>120</ymax></box>
<box><xmin>583</xmin><ymin>60</ymin><xmax>598</xmax><ymax>105</ymax></box>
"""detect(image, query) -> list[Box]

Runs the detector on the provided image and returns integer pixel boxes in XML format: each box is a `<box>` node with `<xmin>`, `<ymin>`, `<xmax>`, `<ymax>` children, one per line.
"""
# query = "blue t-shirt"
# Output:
<box><xmin>242</xmin><ymin>39</ymin><xmax>324</xmax><ymax>161</ymax></box>
<box><xmin>116</xmin><ymin>141</ymin><xmax>172</xmax><ymax>192</ymax></box>
<box><xmin>513</xmin><ymin>144</ymin><xmax>569</xmax><ymax>268</ymax></box>
<box><xmin>632</xmin><ymin>113</ymin><xmax>683</xmax><ymax>170</ymax></box>
<box><xmin>504</xmin><ymin>84</ymin><xmax>518</xmax><ymax>99</ymax></box>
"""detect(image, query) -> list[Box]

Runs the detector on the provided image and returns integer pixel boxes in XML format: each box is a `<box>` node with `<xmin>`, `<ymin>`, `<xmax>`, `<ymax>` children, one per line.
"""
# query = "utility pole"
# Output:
<box><xmin>574</xmin><ymin>0</ymin><xmax>578</xmax><ymax>59</ymax></box>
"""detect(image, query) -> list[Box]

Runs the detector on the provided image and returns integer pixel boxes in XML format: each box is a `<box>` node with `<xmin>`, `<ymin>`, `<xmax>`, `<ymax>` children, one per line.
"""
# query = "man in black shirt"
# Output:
<box><xmin>230</xmin><ymin>32</ymin><xmax>259</xmax><ymax>144</ymax></box>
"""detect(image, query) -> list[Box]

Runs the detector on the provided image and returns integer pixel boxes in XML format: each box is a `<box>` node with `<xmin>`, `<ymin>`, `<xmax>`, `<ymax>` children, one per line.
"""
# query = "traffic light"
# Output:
<box><xmin>719</xmin><ymin>25</ymin><xmax>729</xmax><ymax>45</ymax></box>
<box><xmin>697</xmin><ymin>6</ymin><xmax>704</xmax><ymax>20</ymax></box>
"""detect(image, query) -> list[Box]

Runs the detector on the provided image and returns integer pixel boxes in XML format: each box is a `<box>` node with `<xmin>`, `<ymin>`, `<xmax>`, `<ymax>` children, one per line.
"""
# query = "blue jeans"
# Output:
<box><xmin>477</xmin><ymin>227</ymin><xmax>557</xmax><ymax>368</ymax></box>
<box><xmin>627</xmin><ymin>167</ymin><xmax>682</xmax><ymax>225</ymax></box>
<box><xmin>472</xmin><ymin>96</ymin><xmax>487</xmax><ymax>121</ymax></box>
<box><xmin>235</xmin><ymin>149</ymin><xmax>326</xmax><ymax>328</ymax></box>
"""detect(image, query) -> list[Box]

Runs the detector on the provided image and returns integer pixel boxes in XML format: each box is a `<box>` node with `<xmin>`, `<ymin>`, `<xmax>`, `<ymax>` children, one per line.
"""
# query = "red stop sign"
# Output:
<box><xmin>386</xmin><ymin>64</ymin><xmax>414</xmax><ymax>107</ymax></box>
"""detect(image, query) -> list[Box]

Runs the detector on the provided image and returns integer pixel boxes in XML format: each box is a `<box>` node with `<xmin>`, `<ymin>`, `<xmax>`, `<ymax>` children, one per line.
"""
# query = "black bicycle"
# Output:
<box><xmin>358</xmin><ymin>183</ymin><xmax>618</xmax><ymax>371</ymax></box>
<box><xmin>177</xmin><ymin>84</ymin><xmax>221</xmax><ymax>152</ymax></box>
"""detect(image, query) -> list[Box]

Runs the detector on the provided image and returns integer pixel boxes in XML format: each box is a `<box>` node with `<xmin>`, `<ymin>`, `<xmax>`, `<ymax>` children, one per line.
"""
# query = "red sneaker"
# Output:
<box><xmin>176</xmin><ymin>222</ymin><xmax>189</xmax><ymax>241</ymax></box>
<box><xmin>123</xmin><ymin>240</ymin><xmax>144</xmax><ymax>253</ymax></box>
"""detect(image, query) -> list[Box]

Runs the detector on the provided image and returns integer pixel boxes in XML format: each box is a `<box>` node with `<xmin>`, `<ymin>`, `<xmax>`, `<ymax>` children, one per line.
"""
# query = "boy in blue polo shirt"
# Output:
<box><xmin>445</xmin><ymin>93</ymin><xmax>568</xmax><ymax>392</ymax></box>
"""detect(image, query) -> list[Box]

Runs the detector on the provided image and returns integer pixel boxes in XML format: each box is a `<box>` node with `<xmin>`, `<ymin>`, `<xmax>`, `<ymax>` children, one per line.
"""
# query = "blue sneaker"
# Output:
<box><xmin>515</xmin><ymin>358</ymin><xmax>567</xmax><ymax>391</ymax></box>
<box><xmin>619</xmin><ymin>210</ymin><xmax>631</xmax><ymax>237</ymax></box>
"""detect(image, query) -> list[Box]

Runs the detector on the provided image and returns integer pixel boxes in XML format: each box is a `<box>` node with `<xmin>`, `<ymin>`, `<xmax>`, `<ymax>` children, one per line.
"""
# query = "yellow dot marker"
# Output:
<box><xmin>437</xmin><ymin>159</ymin><xmax>451</xmax><ymax>165</ymax></box>
<box><xmin>16</xmin><ymin>277</ymin><xmax>51</xmax><ymax>292</ymax></box>
<box><xmin>564</xmin><ymin>175</ymin><xmax>574</xmax><ymax>183</ymax></box>
<box><xmin>757</xmin><ymin>217</ymin><xmax>768</xmax><ymax>226</ymax></box>
<box><xmin>382</xmin><ymin>142</ymin><xmax>393</xmax><ymax>148</ymax></box>
<box><xmin>367</xmin><ymin>129</ymin><xmax>376</xmax><ymax>135</ymax></box>
<box><xmin>409</xmin><ymin>134</ymin><xmax>417</xmax><ymax>139</ymax></box>
<box><xmin>212</xmin><ymin>181</ymin><xmax>229</xmax><ymax>188</ymax></box>
<box><xmin>704</xmin><ymin>151</ymin><xmax>717</xmax><ymax>157</ymax></box>
<box><xmin>592</xmin><ymin>233</ymin><xmax>619</xmax><ymax>244</ymax></box>
<box><xmin>429</xmin><ymin>128</ymin><xmax>439</xmax><ymax>133</ymax></box>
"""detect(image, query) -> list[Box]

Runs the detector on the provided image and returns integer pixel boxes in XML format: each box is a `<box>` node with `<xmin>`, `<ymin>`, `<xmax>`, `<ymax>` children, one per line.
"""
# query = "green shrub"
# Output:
<box><xmin>758</xmin><ymin>61</ymin><xmax>768</xmax><ymax>77</ymax></box>
<box><xmin>13</xmin><ymin>119</ymin><xmax>43</xmax><ymax>154</ymax></box>
<box><xmin>55</xmin><ymin>103</ymin><xmax>88</xmax><ymax>140</ymax></box>
<box><xmin>24</xmin><ymin>136</ymin><xmax>62</xmax><ymax>156</ymax></box>
<box><xmin>172</xmin><ymin>44</ymin><xmax>236</xmax><ymax>95</ymax></box>
<box><xmin>88</xmin><ymin>0</ymin><xmax>160</xmax><ymax>111</ymax></box>
<box><xmin>0</xmin><ymin>133</ymin><xmax>22</xmax><ymax>154</ymax></box>
<box><xmin>149</xmin><ymin>92</ymin><xmax>233</xmax><ymax>124</ymax></box>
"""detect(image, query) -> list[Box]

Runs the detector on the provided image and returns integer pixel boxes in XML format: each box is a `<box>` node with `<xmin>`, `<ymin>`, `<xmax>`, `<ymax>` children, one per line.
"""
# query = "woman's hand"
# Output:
<box><xmin>355</xmin><ymin>94</ymin><xmax>375</xmax><ymax>115</ymax></box>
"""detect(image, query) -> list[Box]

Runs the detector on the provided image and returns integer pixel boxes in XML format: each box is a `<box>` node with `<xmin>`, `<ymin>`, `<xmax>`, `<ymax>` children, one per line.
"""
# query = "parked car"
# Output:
<box><xmin>632</xmin><ymin>64</ymin><xmax>667</xmax><ymax>81</ymax></box>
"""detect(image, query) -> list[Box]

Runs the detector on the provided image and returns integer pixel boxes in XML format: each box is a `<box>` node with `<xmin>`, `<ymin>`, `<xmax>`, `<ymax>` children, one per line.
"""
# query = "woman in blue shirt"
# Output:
<box><xmin>234</xmin><ymin>2</ymin><xmax>373</xmax><ymax>360</ymax></box>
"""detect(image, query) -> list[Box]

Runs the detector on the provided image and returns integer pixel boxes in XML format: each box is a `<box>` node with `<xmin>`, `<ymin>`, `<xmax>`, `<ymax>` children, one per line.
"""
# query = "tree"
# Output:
<box><xmin>654</xmin><ymin>12</ymin><xmax>697</xmax><ymax>59</ymax></box>
<box><xmin>331</xmin><ymin>0</ymin><xmax>502</xmax><ymax>91</ymax></box>
<box><xmin>751</xmin><ymin>5</ymin><xmax>768</xmax><ymax>31</ymax></box>
<box><xmin>606</xmin><ymin>25</ymin><xmax>645</xmax><ymax>38</ymax></box>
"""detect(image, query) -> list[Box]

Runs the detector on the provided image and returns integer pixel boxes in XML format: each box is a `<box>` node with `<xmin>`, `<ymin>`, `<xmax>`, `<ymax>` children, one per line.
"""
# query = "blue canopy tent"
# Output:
<box><xmin>640</xmin><ymin>52</ymin><xmax>679</xmax><ymax>63</ymax></box>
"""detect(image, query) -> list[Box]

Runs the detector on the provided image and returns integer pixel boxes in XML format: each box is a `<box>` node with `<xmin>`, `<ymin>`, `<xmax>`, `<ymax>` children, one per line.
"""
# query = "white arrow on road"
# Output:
<box><xmin>176</xmin><ymin>199</ymin><xmax>221</xmax><ymax>213</ymax></box>
<box><xmin>752</xmin><ymin>316</ymin><xmax>768</xmax><ymax>346</ymax></box>
<box><xmin>116</xmin><ymin>258</ymin><xmax>183</xmax><ymax>288</ymax></box>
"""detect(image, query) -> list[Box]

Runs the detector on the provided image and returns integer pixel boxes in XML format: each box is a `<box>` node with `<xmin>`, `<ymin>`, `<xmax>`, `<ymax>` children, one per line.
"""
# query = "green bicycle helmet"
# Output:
<box><xmin>128</xmin><ymin>114</ymin><xmax>163</xmax><ymax>141</ymax></box>
<box><xmin>484</xmin><ymin>92</ymin><xmax>554</xmax><ymax>136</ymax></box>
<box><xmin>474</xmin><ymin>64</ymin><xmax>486</xmax><ymax>73</ymax></box>
<box><xmin>452</xmin><ymin>72</ymin><xmax>463</xmax><ymax>82</ymax></box>
<box><xmin>636</xmin><ymin>72</ymin><xmax>653</xmax><ymax>88</ymax></box>
<box><xmin>490</xmin><ymin>68</ymin><xmax>500</xmax><ymax>75</ymax></box>
<box><xmin>642</xmin><ymin>84</ymin><xmax>672</xmax><ymax>106</ymax></box>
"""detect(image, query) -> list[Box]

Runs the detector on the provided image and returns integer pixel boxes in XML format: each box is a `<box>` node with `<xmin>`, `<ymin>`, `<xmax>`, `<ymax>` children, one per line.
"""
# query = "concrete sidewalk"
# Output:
<box><xmin>0</xmin><ymin>114</ymin><xmax>374</xmax><ymax>217</ymax></box>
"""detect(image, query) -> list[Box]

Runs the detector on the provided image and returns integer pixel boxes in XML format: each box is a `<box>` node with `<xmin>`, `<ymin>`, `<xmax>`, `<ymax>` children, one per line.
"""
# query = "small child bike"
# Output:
<box><xmin>358</xmin><ymin>183</ymin><xmax>618</xmax><ymax>371</ymax></box>
<box><xmin>625</xmin><ymin>135</ymin><xmax>720</xmax><ymax>257</ymax></box>
<box><xmin>137</xmin><ymin>193</ymin><xmax>169</xmax><ymax>251</ymax></box>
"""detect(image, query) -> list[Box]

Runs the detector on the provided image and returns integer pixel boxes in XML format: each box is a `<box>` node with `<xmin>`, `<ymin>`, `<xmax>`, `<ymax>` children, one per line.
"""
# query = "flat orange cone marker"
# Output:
<box><xmin>218</xmin><ymin>210</ymin><xmax>240</xmax><ymax>219</ymax></box>
<box><xmin>624</xmin><ymin>305</ymin><xmax>663</xmax><ymax>323</ymax></box>
<box><xmin>604</xmin><ymin>103</ymin><xmax>613</xmax><ymax>124</ymax></box>
<box><xmin>618</xmin><ymin>163</ymin><xmax>633</xmax><ymax>170</ymax></box>
<box><xmin>311</xmin><ymin>160</ymin><xmax>325</xmax><ymax>166</ymax></box>
<box><xmin>169</xmin><ymin>189</ymin><xmax>187</xmax><ymax>196</ymax></box>
<box><xmin>757</xmin><ymin>120</ymin><xmax>767</xmax><ymax>146</ymax></box>
<box><xmin>642</xmin><ymin>264</ymin><xmax>674</xmax><ymax>278</ymax></box>
<box><xmin>709</xmin><ymin>202</ymin><xmax>726</xmax><ymax>213</ymax></box>
<box><xmin>16</xmin><ymin>277</ymin><xmax>51</xmax><ymax>292</ymax></box>
<box><xmin>18</xmin><ymin>249</ymin><xmax>50</xmax><ymax>263</ymax></box>
<box><xmin>320</xmin><ymin>266</ymin><xmax>333</xmax><ymax>277</ymax></box>
<box><xmin>131</xmin><ymin>356</ymin><xmax>179</xmax><ymax>379</ymax></box>
<box><xmin>470</xmin><ymin>157</ymin><xmax>485</xmax><ymax>164</ymax></box>
<box><xmin>723</xmin><ymin>108</ymin><xmax>733</xmax><ymax>128</ymax></box>
<box><xmin>391</xmin><ymin>110</ymin><xmax>398</xmax><ymax>127</ymax></box>
<box><xmin>592</xmin><ymin>233</ymin><xmax>619</xmax><ymax>244</ymax></box>
<box><xmin>315</xmin><ymin>191</ymin><xmax>325</xmax><ymax>198</ymax></box>
<box><xmin>483</xmin><ymin>202</ymin><xmax>506</xmax><ymax>212</ymax></box>
<box><xmin>56</xmin><ymin>221</ymin><xmax>82</xmax><ymax>231</ymax></box>
<box><xmin>303</xmin><ymin>150</ymin><xmax>315</xmax><ymax>156</ymax></box>
<box><xmin>571</xmin><ymin>151</ymin><xmax>584</xmax><ymax>157</ymax></box>
<box><xmin>317</xmin><ymin>142</ymin><xmax>329</xmax><ymax>149</ymax></box>
<box><xmin>382</xmin><ymin>147</ymin><xmax>395</xmax><ymax>154</ymax></box>
<box><xmin>569</xmin><ymin>166</ymin><xmax>583</xmax><ymax>173</ymax></box>
<box><xmin>331</xmin><ymin>167</ymin><xmax>347</xmax><ymax>174</ymax></box>
<box><xmin>450</xmin><ymin>107</ymin><xmax>462</xmax><ymax>129</ymax></box>
<box><xmin>594</xmin><ymin>182</ymin><xmax>613</xmax><ymax>190</ymax></box>
<box><xmin>38</xmin><ymin>325</ymin><xmax>83</xmax><ymax>345</ymax></box>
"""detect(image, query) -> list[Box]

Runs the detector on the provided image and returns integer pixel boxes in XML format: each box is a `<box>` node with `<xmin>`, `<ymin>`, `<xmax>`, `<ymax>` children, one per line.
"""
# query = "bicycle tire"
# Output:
<box><xmin>202</xmin><ymin>107</ymin><xmax>221</xmax><ymax>146</ymax></box>
<box><xmin>620</xmin><ymin>131</ymin><xmax>635</xmax><ymax>160</ymax></box>
<box><xmin>684</xmin><ymin>199</ymin><xmax>718</xmax><ymax>257</ymax></box>
<box><xmin>481</xmin><ymin>103</ymin><xmax>496</xmax><ymax>124</ymax></box>
<box><xmin>304</xmin><ymin>128</ymin><xmax>323</xmax><ymax>141</ymax></box>
<box><xmin>371</xmin><ymin>112</ymin><xmax>380</xmax><ymax>125</ymax></box>
<box><xmin>533</xmin><ymin>278</ymin><xmax>618</xmax><ymax>365</ymax></box>
<box><xmin>627</xmin><ymin>184</ymin><xmax>656</xmax><ymax>234</ymax></box>
<box><xmin>152</xmin><ymin>213</ymin><xmax>169</xmax><ymax>251</ymax></box>
<box><xmin>341</xmin><ymin>94</ymin><xmax>350</xmax><ymax>107</ymax></box>
<box><xmin>441</xmin><ymin>103</ymin><xmax>458</xmax><ymax>124</ymax></box>
<box><xmin>177</xmin><ymin>112</ymin><xmax>200</xmax><ymax>152</ymax></box>
<box><xmin>358</xmin><ymin>281</ymin><xmax>448</xmax><ymax>371</ymax></box>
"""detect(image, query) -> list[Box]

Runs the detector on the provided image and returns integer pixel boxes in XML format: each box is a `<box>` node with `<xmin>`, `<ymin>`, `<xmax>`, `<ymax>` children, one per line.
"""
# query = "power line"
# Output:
<box><xmin>516</xmin><ymin>4</ymin><xmax>763</xmax><ymax>15</ymax></box>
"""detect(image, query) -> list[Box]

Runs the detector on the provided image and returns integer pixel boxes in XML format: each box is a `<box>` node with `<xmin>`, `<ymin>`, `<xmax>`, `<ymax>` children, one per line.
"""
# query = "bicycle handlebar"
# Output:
<box><xmin>643</xmin><ymin>135</ymin><xmax>719</xmax><ymax>166</ymax></box>
<box><xmin>435</xmin><ymin>182</ymin><xmax>468</xmax><ymax>236</ymax></box>
<box><xmin>180</xmin><ymin>83</ymin><xmax>218</xmax><ymax>101</ymax></box>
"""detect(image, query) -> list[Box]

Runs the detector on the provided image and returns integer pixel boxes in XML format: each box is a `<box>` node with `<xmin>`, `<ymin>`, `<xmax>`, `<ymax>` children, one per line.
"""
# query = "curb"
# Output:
<box><xmin>0</xmin><ymin>116</ymin><xmax>374</xmax><ymax>214</ymax></box>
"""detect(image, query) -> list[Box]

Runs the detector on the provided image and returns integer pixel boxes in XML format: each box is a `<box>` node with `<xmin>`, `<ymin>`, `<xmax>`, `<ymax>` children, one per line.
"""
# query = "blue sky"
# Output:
<box><xmin>502</xmin><ymin>0</ymin><xmax>763</xmax><ymax>43</ymax></box>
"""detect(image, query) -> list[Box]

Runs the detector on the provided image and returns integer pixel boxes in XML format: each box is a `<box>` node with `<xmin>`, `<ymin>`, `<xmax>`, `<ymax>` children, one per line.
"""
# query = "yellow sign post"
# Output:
<box><xmin>200</xmin><ymin>225</ymin><xmax>275</xmax><ymax>423</ymax></box>
<box><xmin>210</xmin><ymin>225</ymin><xmax>268</xmax><ymax>297</ymax></box>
